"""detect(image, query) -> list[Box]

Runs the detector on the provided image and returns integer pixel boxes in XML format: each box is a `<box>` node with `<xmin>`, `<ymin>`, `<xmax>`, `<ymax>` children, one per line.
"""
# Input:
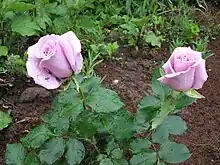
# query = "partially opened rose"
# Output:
<box><xmin>158</xmin><ymin>47</ymin><xmax>208</xmax><ymax>91</ymax></box>
<box><xmin>26</xmin><ymin>31</ymin><xmax>83</xmax><ymax>89</ymax></box>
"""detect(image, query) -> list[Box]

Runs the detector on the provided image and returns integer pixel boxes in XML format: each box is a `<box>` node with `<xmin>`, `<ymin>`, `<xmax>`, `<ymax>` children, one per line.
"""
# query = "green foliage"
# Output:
<box><xmin>39</xmin><ymin>137</ymin><xmax>65</xmax><ymax>164</ymax></box>
<box><xmin>152</xmin><ymin>115</ymin><xmax>187</xmax><ymax>144</ymax></box>
<box><xmin>86</xmin><ymin>87</ymin><xmax>124</xmax><ymax>113</ymax></box>
<box><xmin>21</xmin><ymin>124</ymin><xmax>54</xmax><ymax>149</ymax></box>
<box><xmin>4</xmin><ymin>54</ymin><xmax>26</xmax><ymax>75</ymax></box>
<box><xmin>144</xmin><ymin>31</ymin><xmax>162</xmax><ymax>47</ymax></box>
<box><xmin>2</xmin><ymin>1</ymin><xmax>210</xmax><ymax>164</ymax></box>
<box><xmin>65</xmin><ymin>139</ymin><xmax>85</xmax><ymax>165</ymax></box>
<box><xmin>0</xmin><ymin>46</ymin><xmax>8</xmax><ymax>56</ymax></box>
<box><xmin>0</xmin><ymin>111</ymin><xmax>12</xmax><ymax>130</ymax></box>
<box><xmin>4</xmin><ymin>69</ymin><xmax>198</xmax><ymax>164</ymax></box>
<box><xmin>159</xmin><ymin>142</ymin><xmax>191</xmax><ymax>163</ymax></box>
<box><xmin>152</xmin><ymin>67</ymin><xmax>172</xmax><ymax>101</ymax></box>
<box><xmin>193</xmin><ymin>38</ymin><xmax>214</xmax><ymax>60</ymax></box>
<box><xmin>130</xmin><ymin>138</ymin><xmax>151</xmax><ymax>154</ymax></box>
<box><xmin>24</xmin><ymin>152</ymin><xmax>39</xmax><ymax>165</ymax></box>
<box><xmin>5</xmin><ymin>143</ymin><xmax>26</xmax><ymax>165</ymax></box>
<box><xmin>130</xmin><ymin>151</ymin><xmax>157</xmax><ymax>165</ymax></box>
<box><xmin>0</xmin><ymin>0</ymin><xmax>215</xmax><ymax>76</ymax></box>
<box><xmin>11</xmin><ymin>15</ymin><xmax>41</xmax><ymax>36</ymax></box>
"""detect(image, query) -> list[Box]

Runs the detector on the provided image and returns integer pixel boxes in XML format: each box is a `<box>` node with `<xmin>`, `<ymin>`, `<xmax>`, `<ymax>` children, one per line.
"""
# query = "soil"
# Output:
<box><xmin>96</xmin><ymin>40</ymin><xmax>220</xmax><ymax>165</ymax></box>
<box><xmin>0</xmin><ymin>78</ymin><xmax>55</xmax><ymax>165</ymax></box>
<box><xmin>0</xmin><ymin>41</ymin><xmax>220</xmax><ymax>165</ymax></box>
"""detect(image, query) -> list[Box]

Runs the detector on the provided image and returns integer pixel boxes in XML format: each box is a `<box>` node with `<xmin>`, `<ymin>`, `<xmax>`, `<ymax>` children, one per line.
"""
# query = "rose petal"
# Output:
<box><xmin>26</xmin><ymin>57</ymin><xmax>61</xmax><ymax>89</ymax></box>
<box><xmin>72</xmin><ymin>53</ymin><xmax>83</xmax><ymax>74</ymax></box>
<box><xmin>172</xmin><ymin>47</ymin><xmax>202</xmax><ymax>72</ymax></box>
<box><xmin>173</xmin><ymin>58</ymin><xmax>195</xmax><ymax>72</ymax></box>
<box><xmin>192</xmin><ymin>59</ymin><xmax>208</xmax><ymax>89</ymax></box>
<box><xmin>39</xmin><ymin>42</ymin><xmax>73</xmax><ymax>78</ymax></box>
<box><xmin>158</xmin><ymin>68</ymin><xmax>196</xmax><ymax>91</ymax></box>
<box><xmin>60</xmin><ymin>31</ymin><xmax>82</xmax><ymax>73</ymax></box>
<box><xmin>36</xmin><ymin>35</ymin><xmax>59</xmax><ymax>59</ymax></box>
<box><xmin>163</xmin><ymin>58</ymin><xmax>174</xmax><ymax>74</ymax></box>
<box><xmin>158</xmin><ymin>59</ymin><xmax>203</xmax><ymax>91</ymax></box>
<box><xmin>27</xmin><ymin>43</ymin><xmax>39</xmax><ymax>58</ymax></box>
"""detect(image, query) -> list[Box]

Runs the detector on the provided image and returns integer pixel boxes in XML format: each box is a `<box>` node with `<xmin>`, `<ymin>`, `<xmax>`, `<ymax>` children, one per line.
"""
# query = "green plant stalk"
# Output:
<box><xmin>0</xmin><ymin>19</ymin><xmax>4</xmax><ymax>46</ymax></box>
<box><xmin>79</xmin><ymin>86</ymin><xmax>86</xmax><ymax>110</ymax></box>
<box><xmin>72</xmin><ymin>77</ymin><xmax>87</xmax><ymax>110</ymax></box>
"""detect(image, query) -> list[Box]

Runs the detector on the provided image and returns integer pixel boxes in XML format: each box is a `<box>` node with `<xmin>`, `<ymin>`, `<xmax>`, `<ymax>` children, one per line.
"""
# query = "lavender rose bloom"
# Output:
<box><xmin>26</xmin><ymin>31</ymin><xmax>83</xmax><ymax>89</ymax></box>
<box><xmin>158</xmin><ymin>47</ymin><xmax>208</xmax><ymax>91</ymax></box>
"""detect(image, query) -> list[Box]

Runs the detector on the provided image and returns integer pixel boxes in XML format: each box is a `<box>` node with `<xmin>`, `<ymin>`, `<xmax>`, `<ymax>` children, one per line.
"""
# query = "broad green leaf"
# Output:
<box><xmin>152</xmin><ymin>115</ymin><xmax>187</xmax><ymax>144</ymax></box>
<box><xmin>21</xmin><ymin>124</ymin><xmax>53</xmax><ymax>149</ymax></box>
<box><xmin>151</xmin><ymin>102</ymin><xmax>175</xmax><ymax>129</ymax></box>
<box><xmin>0</xmin><ymin>46</ymin><xmax>8</xmax><ymax>56</ymax></box>
<box><xmin>138</xmin><ymin>96</ymin><xmax>160</xmax><ymax>110</ymax></box>
<box><xmin>130</xmin><ymin>138</ymin><xmax>151</xmax><ymax>154</ymax></box>
<box><xmin>152</xmin><ymin>124</ymin><xmax>169</xmax><ymax>144</ymax></box>
<box><xmin>75</xmin><ymin>119</ymin><xmax>98</xmax><ymax>138</ymax></box>
<box><xmin>111</xmin><ymin>148</ymin><xmax>123</xmax><ymax>159</ymax></box>
<box><xmin>164</xmin><ymin>115</ymin><xmax>187</xmax><ymax>135</ymax></box>
<box><xmin>72</xmin><ymin>111</ymin><xmax>99</xmax><ymax>138</ymax></box>
<box><xmin>0</xmin><ymin>111</ymin><xmax>12</xmax><ymax>130</ymax></box>
<box><xmin>113</xmin><ymin>159</ymin><xmax>128</xmax><ymax>165</ymax></box>
<box><xmin>11</xmin><ymin>15</ymin><xmax>41</xmax><ymax>36</ymax></box>
<box><xmin>130</xmin><ymin>151</ymin><xmax>157</xmax><ymax>165</ymax></box>
<box><xmin>159</xmin><ymin>142</ymin><xmax>191</xmax><ymax>163</ymax></box>
<box><xmin>184</xmin><ymin>89</ymin><xmax>205</xmax><ymax>99</ymax></box>
<box><xmin>24</xmin><ymin>152</ymin><xmax>39</xmax><ymax>165</ymax></box>
<box><xmin>36</xmin><ymin>6</ymin><xmax>52</xmax><ymax>30</ymax></box>
<box><xmin>65</xmin><ymin>139</ymin><xmax>85</xmax><ymax>165</ymax></box>
<box><xmin>5</xmin><ymin>143</ymin><xmax>26</xmax><ymax>165</ymax></box>
<box><xmin>51</xmin><ymin>82</ymin><xmax>83</xmax><ymax>121</ymax></box>
<box><xmin>175</xmin><ymin>93</ymin><xmax>196</xmax><ymax>109</ymax></box>
<box><xmin>80</xmin><ymin>76</ymin><xmax>101</xmax><ymax>94</ymax></box>
<box><xmin>78</xmin><ymin>16</ymin><xmax>96</xmax><ymax>30</ymax></box>
<box><xmin>134</xmin><ymin>121</ymin><xmax>150</xmax><ymax>134</ymax></box>
<box><xmin>120</xmin><ymin>23</ymin><xmax>139</xmax><ymax>36</ymax></box>
<box><xmin>52</xmin><ymin>16</ymin><xmax>71</xmax><ymax>34</ymax></box>
<box><xmin>86</xmin><ymin>87</ymin><xmax>124</xmax><ymax>113</ymax></box>
<box><xmin>100</xmin><ymin>158</ymin><xmax>114</xmax><ymax>165</ymax></box>
<box><xmin>52</xmin><ymin>159</ymin><xmax>69</xmax><ymax>165</ymax></box>
<box><xmin>3</xmin><ymin>11</ymin><xmax>15</xmax><ymax>20</ymax></box>
<box><xmin>104</xmin><ymin>109</ymin><xmax>135</xmax><ymax>140</ymax></box>
<box><xmin>107</xmin><ymin>140</ymin><xmax>119</xmax><ymax>155</ymax></box>
<box><xmin>144</xmin><ymin>31</ymin><xmax>161</xmax><ymax>47</ymax></box>
<box><xmin>39</xmin><ymin>137</ymin><xmax>65</xmax><ymax>164</ymax></box>
<box><xmin>152</xmin><ymin>68</ymin><xmax>172</xmax><ymax>101</ymax></box>
<box><xmin>44</xmin><ymin>2</ymin><xmax>57</xmax><ymax>14</ymax></box>
<box><xmin>5</xmin><ymin>2</ymin><xmax>36</xmax><ymax>12</ymax></box>
<box><xmin>41</xmin><ymin>111</ymin><xmax>70</xmax><ymax>135</ymax></box>
<box><xmin>55</xmin><ymin>4</ymin><xmax>68</xmax><ymax>15</ymax></box>
<box><xmin>135</xmin><ymin>95</ymin><xmax>161</xmax><ymax>129</ymax></box>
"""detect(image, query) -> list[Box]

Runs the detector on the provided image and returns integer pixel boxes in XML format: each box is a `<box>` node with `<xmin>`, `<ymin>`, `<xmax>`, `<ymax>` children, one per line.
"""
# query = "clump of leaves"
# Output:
<box><xmin>4</xmin><ymin>67</ymin><xmax>198</xmax><ymax>164</ymax></box>
<box><xmin>4</xmin><ymin>54</ymin><xmax>26</xmax><ymax>75</ymax></box>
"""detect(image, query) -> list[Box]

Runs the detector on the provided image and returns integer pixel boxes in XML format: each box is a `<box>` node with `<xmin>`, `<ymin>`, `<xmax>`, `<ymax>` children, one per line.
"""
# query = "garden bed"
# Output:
<box><xmin>0</xmin><ymin>38</ymin><xmax>220</xmax><ymax>164</ymax></box>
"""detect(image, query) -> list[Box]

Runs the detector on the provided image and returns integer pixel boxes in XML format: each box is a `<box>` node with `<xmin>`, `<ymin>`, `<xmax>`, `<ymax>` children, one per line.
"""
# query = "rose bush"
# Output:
<box><xmin>158</xmin><ymin>47</ymin><xmax>208</xmax><ymax>91</ymax></box>
<box><xmin>26</xmin><ymin>31</ymin><xmax>83</xmax><ymax>89</ymax></box>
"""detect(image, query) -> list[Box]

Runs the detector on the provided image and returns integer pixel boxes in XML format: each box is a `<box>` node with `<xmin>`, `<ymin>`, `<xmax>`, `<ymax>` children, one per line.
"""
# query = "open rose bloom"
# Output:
<box><xmin>26</xmin><ymin>31</ymin><xmax>83</xmax><ymax>89</ymax></box>
<box><xmin>158</xmin><ymin>47</ymin><xmax>208</xmax><ymax>91</ymax></box>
